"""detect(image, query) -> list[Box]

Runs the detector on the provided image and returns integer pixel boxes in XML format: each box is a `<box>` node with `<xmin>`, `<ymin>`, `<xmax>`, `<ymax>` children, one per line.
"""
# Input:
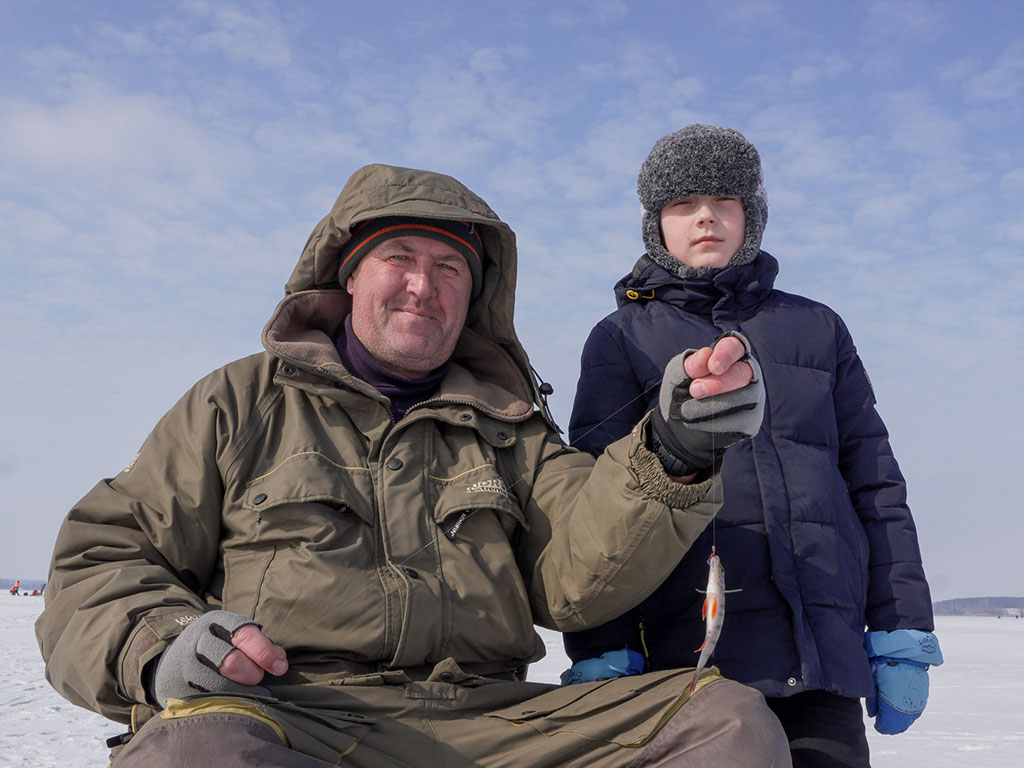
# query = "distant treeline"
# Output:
<box><xmin>933</xmin><ymin>596</ymin><xmax>1024</xmax><ymax>615</ymax></box>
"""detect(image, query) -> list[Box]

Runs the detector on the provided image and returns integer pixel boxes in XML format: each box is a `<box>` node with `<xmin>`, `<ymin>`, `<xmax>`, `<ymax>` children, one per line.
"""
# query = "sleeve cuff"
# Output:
<box><xmin>865</xmin><ymin>629</ymin><xmax>943</xmax><ymax>666</ymax></box>
<box><xmin>118</xmin><ymin>607</ymin><xmax>207</xmax><ymax>704</ymax></box>
<box><xmin>630</xmin><ymin>415</ymin><xmax>716</xmax><ymax>508</ymax></box>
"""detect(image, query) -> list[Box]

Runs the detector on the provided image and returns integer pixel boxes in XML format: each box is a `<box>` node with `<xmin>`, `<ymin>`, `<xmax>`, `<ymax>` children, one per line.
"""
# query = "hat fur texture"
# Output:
<box><xmin>637</xmin><ymin>124</ymin><xmax>768</xmax><ymax>279</ymax></box>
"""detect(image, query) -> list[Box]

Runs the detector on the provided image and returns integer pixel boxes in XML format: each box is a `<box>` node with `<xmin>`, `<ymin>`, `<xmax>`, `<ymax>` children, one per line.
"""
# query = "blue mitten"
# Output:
<box><xmin>865</xmin><ymin>629</ymin><xmax>944</xmax><ymax>735</ymax></box>
<box><xmin>560</xmin><ymin>648</ymin><xmax>645</xmax><ymax>686</ymax></box>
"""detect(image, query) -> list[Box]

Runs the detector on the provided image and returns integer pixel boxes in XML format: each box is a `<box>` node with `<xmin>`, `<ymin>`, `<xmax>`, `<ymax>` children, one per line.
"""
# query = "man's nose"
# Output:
<box><xmin>406</xmin><ymin>269</ymin><xmax>436</xmax><ymax>297</ymax></box>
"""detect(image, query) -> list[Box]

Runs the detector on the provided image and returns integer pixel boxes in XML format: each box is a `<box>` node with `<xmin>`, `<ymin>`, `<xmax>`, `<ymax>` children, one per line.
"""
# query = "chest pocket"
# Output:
<box><xmin>431</xmin><ymin>462</ymin><xmax>527</xmax><ymax>541</ymax></box>
<box><xmin>222</xmin><ymin>452</ymin><xmax>378</xmax><ymax>622</ymax></box>
<box><xmin>242</xmin><ymin>451</ymin><xmax>375</xmax><ymax>523</ymax></box>
<box><xmin>429</xmin><ymin>440</ymin><xmax>527</xmax><ymax>543</ymax></box>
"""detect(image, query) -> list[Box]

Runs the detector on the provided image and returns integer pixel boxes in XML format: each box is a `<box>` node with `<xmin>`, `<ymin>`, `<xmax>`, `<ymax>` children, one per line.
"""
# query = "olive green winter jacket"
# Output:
<box><xmin>36</xmin><ymin>165</ymin><xmax>720</xmax><ymax>724</ymax></box>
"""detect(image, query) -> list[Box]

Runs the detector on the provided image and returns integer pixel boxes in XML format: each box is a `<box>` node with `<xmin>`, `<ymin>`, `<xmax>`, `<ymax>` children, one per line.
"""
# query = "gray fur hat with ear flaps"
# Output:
<box><xmin>637</xmin><ymin>124</ymin><xmax>768</xmax><ymax>279</ymax></box>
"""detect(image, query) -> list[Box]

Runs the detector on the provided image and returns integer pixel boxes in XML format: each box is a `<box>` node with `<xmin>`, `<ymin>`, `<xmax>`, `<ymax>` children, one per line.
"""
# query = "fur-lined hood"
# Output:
<box><xmin>267</xmin><ymin>164</ymin><xmax>550</xmax><ymax>422</ymax></box>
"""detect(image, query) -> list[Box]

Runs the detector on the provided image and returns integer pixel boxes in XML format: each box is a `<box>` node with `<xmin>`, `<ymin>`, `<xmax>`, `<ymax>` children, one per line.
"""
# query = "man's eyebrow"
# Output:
<box><xmin>375</xmin><ymin>238</ymin><xmax>461</xmax><ymax>259</ymax></box>
<box><xmin>373</xmin><ymin>239</ymin><xmax>415</xmax><ymax>254</ymax></box>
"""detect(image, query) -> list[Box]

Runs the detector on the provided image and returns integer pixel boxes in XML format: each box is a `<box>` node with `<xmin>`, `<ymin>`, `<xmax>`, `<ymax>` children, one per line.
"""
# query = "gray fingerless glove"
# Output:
<box><xmin>152</xmin><ymin>610</ymin><xmax>270</xmax><ymax>707</ymax></box>
<box><xmin>650</xmin><ymin>331</ymin><xmax>765</xmax><ymax>476</ymax></box>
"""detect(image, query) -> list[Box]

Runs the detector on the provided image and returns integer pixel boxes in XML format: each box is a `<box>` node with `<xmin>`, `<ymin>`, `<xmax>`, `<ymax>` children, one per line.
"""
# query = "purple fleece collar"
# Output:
<box><xmin>335</xmin><ymin>315</ymin><xmax>449</xmax><ymax>420</ymax></box>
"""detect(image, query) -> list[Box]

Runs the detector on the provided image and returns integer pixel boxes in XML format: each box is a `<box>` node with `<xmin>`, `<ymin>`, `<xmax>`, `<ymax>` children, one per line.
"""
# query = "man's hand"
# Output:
<box><xmin>152</xmin><ymin>610</ymin><xmax>288</xmax><ymax>707</ymax></box>
<box><xmin>220</xmin><ymin>622</ymin><xmax>289</xmax><ymax>685</ymax></box>
<box><xmin>650</xmin><ymin>331</ymin><xmax>765</xmax><ymax>478</ymax></box>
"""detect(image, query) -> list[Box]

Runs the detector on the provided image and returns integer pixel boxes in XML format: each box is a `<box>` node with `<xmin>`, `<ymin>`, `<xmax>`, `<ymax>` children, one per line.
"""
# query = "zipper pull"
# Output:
<box><xmin>445</xmin><ymin>511</ymin><xmax>469</xmax><ymax>540</ymax></box>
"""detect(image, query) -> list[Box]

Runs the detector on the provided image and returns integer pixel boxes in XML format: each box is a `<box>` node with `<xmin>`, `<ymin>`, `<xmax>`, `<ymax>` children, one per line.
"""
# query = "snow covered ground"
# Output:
<box><xmin>3</xmin><ymin>599</ymin><xmax>1021</xmax><ymax>766</ymax></box>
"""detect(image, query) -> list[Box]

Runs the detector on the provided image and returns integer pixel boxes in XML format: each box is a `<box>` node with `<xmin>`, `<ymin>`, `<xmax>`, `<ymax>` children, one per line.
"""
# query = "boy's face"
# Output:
<box><xmin>660</xmin><ymin>195</ymin><xmax>745</xmax><ymax>270</ymax></box>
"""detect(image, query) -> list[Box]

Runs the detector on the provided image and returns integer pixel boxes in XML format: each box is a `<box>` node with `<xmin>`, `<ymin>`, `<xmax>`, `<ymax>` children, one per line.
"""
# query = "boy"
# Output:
<box><xmin>561</xmin><ymin>125</ymin><xmax>943</xmax><ymax>768</ymax></box>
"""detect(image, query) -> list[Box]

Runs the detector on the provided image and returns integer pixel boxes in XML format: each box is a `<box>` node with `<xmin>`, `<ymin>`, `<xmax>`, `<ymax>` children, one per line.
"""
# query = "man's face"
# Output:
<box><xmin>660</xmin><ymin>195</ymin><xmax>746</xmax><ymax>270</ymax></box>
<box><xmin>346</xmin><ymin>235</ymin><xmax>473</xmax><ymax>378</ymax></box>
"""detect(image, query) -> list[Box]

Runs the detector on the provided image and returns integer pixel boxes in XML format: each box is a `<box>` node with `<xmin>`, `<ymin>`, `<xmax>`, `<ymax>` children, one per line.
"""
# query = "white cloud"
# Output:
<box><xmin>401</xmin><ymin>63</ymin><xmax>550</xmax><ymax>170</ymax></box>
<box><xmin>723</xmin><ymin>0</ymin><xmax>784</xmax><ymax>26</ymax></box>
<box><xmin>855</xmin><ymin>191</ymin><xmax>917</xmax><ymax>226</ymax></box>
<box><xmin>0</xmin><ymin>77</ymin><xmax>239</xmax><ymax>208</ymax></box>
<box><xmin>866</xmin><ymin>0</ymin><xmax>948</xmax><ymax>43</ymax></box>
<box><xmin>885</xmin><ymin>94</ymin><xmax>964</xmax><ymax>158</ymax></box>
<box><xmin>92</xmin><ymin>21</ymin><xmax>162</xmax><ymax>56</ymax></box>
<box><xmin>23</xmin><ymin>45</ymin><xmax>102</xmax><ymax>97</ymax></box>
<box><xmin>752</xmin><ymin>109</ymin><xmax>860</xmax><ymax>185</ymax></box>
<box><xmin>548</xmin><ymin>0</ymin><xmax>629</xmax><ymax>28</ymax></box>
<box><xmin>787</xmin><ymin>54</ymin><xmax>852</xmax><ymax>87</ymax></box>
<box><xmin>252</xmin><ymin>120</ymin><xmax>369</xmax><ymax>166</ymax></box>
<box><xmin>938</xmin><ymin>55</ymin><xmax>981</xmax><ymax>86</ymax></box>
<box><xmin>962</xmin><ymin>41</ymin><xmax>1024</xmax><ymax>103</ymax></box>
<box><xmin>468</xmin><ymin>48</ymin><xmax>511</xmax><ymax>75</ymax></box>
<box><xmin>1003</xmin><ymin>217</ymin><xmax>1024</xmax><ymax>246</ymax></box>
<box><xmin>1000</xmin><ymin>167</ymin><xmax>1024</xmax><ymax>189</ymax></box>
<box><xmin>0</xmin><ymin>200</ymin><xmax>74</xmax><ymax>248</ymax></box>
<box><xmin>0</xmin><ymin>455</ymin><xmax>17</xmax><ymax>480</ymax></box>
<box><xmin>181</xmin><ymin>0</ymin><xmax>298</xmax><ymax>68</ymax></box>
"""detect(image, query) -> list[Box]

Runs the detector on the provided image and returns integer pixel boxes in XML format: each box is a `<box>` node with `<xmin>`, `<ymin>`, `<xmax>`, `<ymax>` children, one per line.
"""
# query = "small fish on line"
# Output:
<box><xmin>690</xmin><ymin>548</ymin><xmax>740</xmax><ymax>692</ymax></box>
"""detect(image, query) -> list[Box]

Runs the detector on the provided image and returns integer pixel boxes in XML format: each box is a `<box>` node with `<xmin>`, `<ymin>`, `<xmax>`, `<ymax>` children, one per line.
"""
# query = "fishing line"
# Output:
<box><xmin>273</xmin><ymin>381</ymin><xmax>663</xmax><ymax>649</ymax></box>
<box><xmin>275</xmin><ymin>340</ymin><xmax>745</xmax><ymax>650</ymax></box>
<box><xmin>711</xmin><ymin>351</ymin><xmax>718</xmax><ymax>556</ymax></box>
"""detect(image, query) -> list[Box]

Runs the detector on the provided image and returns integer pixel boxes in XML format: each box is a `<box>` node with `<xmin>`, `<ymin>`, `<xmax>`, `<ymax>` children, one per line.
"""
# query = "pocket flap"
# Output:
<box><xmin>244</xmin><ymin>451</ymin><xmax>374</xmax><ymax>524</ymax></box>
<box><xmin>430</xmin><ymin>464</ymin><xmax>527</xmax><ymax>531</ymax></box>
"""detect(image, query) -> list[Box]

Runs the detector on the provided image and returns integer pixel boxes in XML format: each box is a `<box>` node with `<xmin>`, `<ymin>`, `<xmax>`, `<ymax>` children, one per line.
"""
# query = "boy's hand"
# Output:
<box><xmin>865</xmin><ymin>629</ymin><xmax>944</xmax><ymax>734</ymax></box>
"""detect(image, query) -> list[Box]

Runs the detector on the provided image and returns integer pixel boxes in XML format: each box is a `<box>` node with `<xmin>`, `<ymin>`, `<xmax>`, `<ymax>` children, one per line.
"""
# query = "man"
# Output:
<box><xmin>37</xmin><ymin>164</ymin><xmax>790</xmax><ymax>766</ymax></box>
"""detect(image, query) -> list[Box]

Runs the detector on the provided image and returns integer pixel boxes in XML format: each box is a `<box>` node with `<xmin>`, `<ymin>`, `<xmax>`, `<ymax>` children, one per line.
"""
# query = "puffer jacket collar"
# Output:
<box><xmin>614</xmin><ymin>251</ymin><xmax>781</xmax><ymax>318</ymax></box>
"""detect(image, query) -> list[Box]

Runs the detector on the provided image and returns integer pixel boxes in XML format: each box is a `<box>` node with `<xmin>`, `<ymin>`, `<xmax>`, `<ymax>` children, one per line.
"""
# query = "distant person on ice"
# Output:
<box><xmin>9</xmin><ymin>580</ymin><xmax>18</xmax><ymax>596</ymax></box>
<box><xmin>559</xmin><ymin>125</ymin><xmax>943</xmax><ymax>768</ymax></box>
<box><xmin>36</xmin><ymin>164</ymin><xmax>790</xmax><ymax>766</ymax></box>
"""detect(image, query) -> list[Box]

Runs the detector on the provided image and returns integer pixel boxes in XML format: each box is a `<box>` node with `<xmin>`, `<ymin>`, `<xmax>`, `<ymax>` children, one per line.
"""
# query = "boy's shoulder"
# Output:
<box><xmin>769</xmin><ymin>287</ymin><xmax>837</xmax><ymax>311</ymax></box>
<box><xmin>767</xmin><ymin>288</ymin><xmax>852</xmax><ymax>327</ymax></box>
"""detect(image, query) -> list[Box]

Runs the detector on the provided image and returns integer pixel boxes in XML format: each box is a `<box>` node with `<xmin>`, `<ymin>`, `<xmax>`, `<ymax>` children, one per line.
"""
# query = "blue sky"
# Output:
<box><xmin>2</xmin><ymin>0</ymin><xmax>1022</xmax><ymax>601</ymax></box>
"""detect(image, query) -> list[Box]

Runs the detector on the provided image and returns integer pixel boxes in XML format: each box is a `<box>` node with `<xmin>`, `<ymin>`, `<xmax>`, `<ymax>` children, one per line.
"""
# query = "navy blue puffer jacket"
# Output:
<box><xmin>564</xmin><ymin>251</ymin><xmax>935</xmax><ymax>698</ymax></box>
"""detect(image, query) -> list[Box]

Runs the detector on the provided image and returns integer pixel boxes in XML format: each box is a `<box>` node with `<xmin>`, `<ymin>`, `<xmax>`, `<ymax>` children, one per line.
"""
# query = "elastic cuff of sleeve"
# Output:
<box><xmin>865</xmin><ymin>629</ymin><xmax>943</xmax><ymax>666</ymax></box>
<box><xmin>632</xmin><ymin>419</ymin><xmax>715</xmax><ymax>507</ymax></box>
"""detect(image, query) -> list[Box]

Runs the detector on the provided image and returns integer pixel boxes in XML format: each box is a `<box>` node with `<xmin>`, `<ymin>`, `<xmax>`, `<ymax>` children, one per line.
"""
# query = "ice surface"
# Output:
<box><xmin>4</xmin><ymin>599</ymin><xmax>1021</xmax><ymax>766</ymax></box>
